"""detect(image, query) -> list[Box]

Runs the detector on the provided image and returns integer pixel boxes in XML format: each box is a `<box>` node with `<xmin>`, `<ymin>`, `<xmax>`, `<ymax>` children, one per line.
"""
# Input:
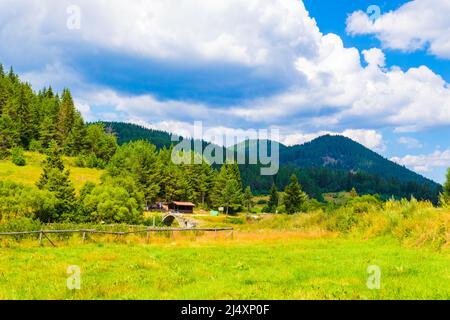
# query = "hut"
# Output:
<box><xmin>168</xmin><ymin>201</ymin><xmax>195</xmax><ymax>214</ymax></box>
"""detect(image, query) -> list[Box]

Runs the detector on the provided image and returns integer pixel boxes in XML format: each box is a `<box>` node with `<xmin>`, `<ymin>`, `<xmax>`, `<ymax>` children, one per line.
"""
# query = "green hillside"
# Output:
<box><xmin>100</xmin><ymin>121</ymin><xmax>442</xmax><ymax>202</ymax></box>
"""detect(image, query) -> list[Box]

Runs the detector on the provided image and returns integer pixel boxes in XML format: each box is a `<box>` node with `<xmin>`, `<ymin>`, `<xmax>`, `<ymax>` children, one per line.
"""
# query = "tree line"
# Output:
<box><xmin>97</xmin><ymin>122</ymin><xmax>442</xmax><ymax>203</ymax></box>
<box><xmin>0</xmin><ymin>63</ymin><xmax>448</xmax><ymax>225</ymax></box>
<box><xmin>0</xmin><ymin>65</ymin><xmax>117</xmax><ymax>166</ymax></box>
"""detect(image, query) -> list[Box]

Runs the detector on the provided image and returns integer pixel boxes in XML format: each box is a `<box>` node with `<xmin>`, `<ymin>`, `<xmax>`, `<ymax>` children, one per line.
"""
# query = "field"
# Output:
<box><xmin>0</xmin><ymin>152</ymin><xmax>449</xmax><ymax>300</ymax></box>
<box><xmin>0</xmin><ymin>233</ymin><xmax>449</xmax><ymax>299</ymax></box>
<box><xmin>0</xmin><ymin>152</ymin><xmax>103</xmax><ymax>191</ymax></box>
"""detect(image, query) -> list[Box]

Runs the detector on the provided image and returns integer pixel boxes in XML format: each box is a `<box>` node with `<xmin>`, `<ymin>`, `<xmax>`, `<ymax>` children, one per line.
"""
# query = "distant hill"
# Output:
<box><xmin>100</xmin><ymin>122</ymin><xmax>442</xmax><ymax>202</ymax></box>
<box><xmin>101</xmin><ymin>122</ymin><xmax>174</xmax><ymax>149</ymax></box>
<box><xmin>279</xmin><ymin>135</ymin><xmax>437</xmax><ymax>187</ymax></box>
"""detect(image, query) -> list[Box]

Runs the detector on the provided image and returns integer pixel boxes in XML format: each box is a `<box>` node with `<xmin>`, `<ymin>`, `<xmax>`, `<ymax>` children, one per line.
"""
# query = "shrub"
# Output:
<box><xmin>75</xmin><ymin>153</ymin><xmax>107</xmax><ymax>169</ymax></box>
<box><xmin>0</xmin><ymin>180</ymin><xmax>57</xmax><ymax>222</ymax></box>
<box><xmin>345</xmin><ymin>194</ymin><xmax>382</xmax><ymax>213</ymax></box>
<box><xmin>11</xmin><ymin>147</ymin><xmax>26</xmax><ymax>166</ymax></box>
<box><xmin>276</xmin><ymin>204</ymin><xmax>286</xmax><ymax>214</ymax></box>
<box><xmin>81</xmin><ymin>184</ymin><xmax>143</xmax><ymax>224</ymax></box>
<box><xmin>228</xmin><ymin>217</ymin><xmax>244</xmax><ymax>224</ymax></box>
<box><xmin>29</xmin><ymin>140</ymin><xmax>43</xmax><ymax>153</ymax></box>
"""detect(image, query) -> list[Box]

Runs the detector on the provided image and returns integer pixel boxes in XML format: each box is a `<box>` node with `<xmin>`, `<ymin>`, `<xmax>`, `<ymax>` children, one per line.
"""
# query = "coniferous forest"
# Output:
<box><xmin>0</xmin><ymin>64</ymin><xmax>444</xmax><ymax>225</ymax></box>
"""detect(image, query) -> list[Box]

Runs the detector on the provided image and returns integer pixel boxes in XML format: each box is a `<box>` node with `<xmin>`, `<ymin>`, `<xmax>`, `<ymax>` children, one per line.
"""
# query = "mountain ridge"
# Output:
<box><xmin>99</xmin><ymin>121</ymin><xmax>442</xmax><ymax>201</ymax></box>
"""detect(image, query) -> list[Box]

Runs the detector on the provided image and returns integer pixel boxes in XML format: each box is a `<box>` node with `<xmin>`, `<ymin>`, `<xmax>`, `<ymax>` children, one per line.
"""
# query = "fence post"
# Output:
<box><xmin>82</xmin><ymin>231</ymin><xmax>86</xmax><ymax>243</ymax></box>
<box><xmin>146</xmin><ymin>228</ymin><xmax>150</xmax><ymax>244</ymax></box>
<box><xmin>39</xmin><ymin>231</ymin><xmax>43</xmax><ymax>246</ymax></box>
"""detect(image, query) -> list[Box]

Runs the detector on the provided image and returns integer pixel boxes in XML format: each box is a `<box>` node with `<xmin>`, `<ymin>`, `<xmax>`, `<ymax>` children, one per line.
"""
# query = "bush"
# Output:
<box><xmin>228</xmin><ymin>217</ymin><xmax>244</xmax><ymax>224</ymax></box>
<box><xmin>29</xmin><ymin>140</ymin><xmax>43</xmax><ymax>153</ymax></box>
<box><xmin>304</xmin><ymin>199</ymin><xmax>324</xmax><ymax>212</ymax></box>
<box><xmin>0</xmin><ymin>180</ymin><xmax>57</xmax><ymax>222</ymax></box>
<box><xmin>80</xmin><ymin>184</ymin><xmax>143</xmax><ymax>224</ymax></box>
<box><xmin>0</xmin><ymin>217</ymin><xmax>42</xmax><ymax>233</ymax></box>
<box><xmin>256</xmin><ymin>199</ymin><xmax>267</xmax><ymax>205</ymax></box>
<box><xmin>276</xmin><ymin>205</ymin><xmax>286</xmax><ymax>214</ymax></box>
<box><xmin>11</xmin><ymin>147</ymin><xmax>26</xmax><ymax>166</ymax></box>
<box><xmin>75</xmin><ymin>153</ymin><xmax>107</xmax><ymax>169</ymax></box>
<box><xmin>345</xmin><ymin>194</ymin><xmax>382</xmax><ymax>213</ymax></box>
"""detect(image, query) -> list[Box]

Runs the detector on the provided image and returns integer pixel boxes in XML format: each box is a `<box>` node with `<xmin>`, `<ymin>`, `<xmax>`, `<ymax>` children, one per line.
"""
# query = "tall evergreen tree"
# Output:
<box><xmin>444</xmin><ymin>168</ymin><xmax>450</xmax><ymax>197</ymax></box>
<box><xmin>268</xmin><ymin>183</ymin><xmax>279</xmax><ymax>212</ymax></box>
<box><xmin>283</xmin><ymin>174</ymin><xmax>308</xmax><ymax>214</ymax></box>
<box><xmin>211</xmin><ymin>163</ymin><xmax>243</xmax><ymax>211</ymax></box>
<box><xmin>221</xmin><ymin>180</ymin><xmax>243</xmax><ymax>215</ymax></box>
<box><xmin>56</xmin><ymin>89</ymin><xmax>86</xmax><ymax>154</ymax></box>
<box><xmin>243</xmin><ymin>186</ymin><xmax>254</xmax><ymax>212</ymax></box>
<box><xmin>107</xmin><ymin>140</ymin><xmax>161</xmax><ymax>206</ymax></box>
<box><xmin>36</xmin><ymin>141</ymin><xmax>76</xmax><ymax>221</ymax></box>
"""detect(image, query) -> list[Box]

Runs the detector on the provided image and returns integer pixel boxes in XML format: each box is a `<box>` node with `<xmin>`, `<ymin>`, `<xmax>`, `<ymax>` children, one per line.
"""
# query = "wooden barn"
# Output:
<box><xmin>168</xmin><ymin>201</ymin><xmax>195</xmax><ymax>214</ymax></box>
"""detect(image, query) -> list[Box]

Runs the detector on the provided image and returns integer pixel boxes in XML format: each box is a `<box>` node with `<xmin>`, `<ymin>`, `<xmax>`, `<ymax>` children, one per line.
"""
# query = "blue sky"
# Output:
<box><xmin>0</xmin><ymin>0</ymin><xmax>449</xmax><ymax>183</ymax></box>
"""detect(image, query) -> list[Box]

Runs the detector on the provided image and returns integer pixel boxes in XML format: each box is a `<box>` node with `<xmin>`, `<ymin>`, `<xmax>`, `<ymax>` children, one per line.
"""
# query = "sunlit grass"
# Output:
<box><xmin>0</xmin><ymin>151</ymin><xmax>103</xmax><ymax>191</ymax></box>
<box><xmin>0</xmin><ymin>234</ymin><xmax>448</xmax><ymax>299</ymax></box>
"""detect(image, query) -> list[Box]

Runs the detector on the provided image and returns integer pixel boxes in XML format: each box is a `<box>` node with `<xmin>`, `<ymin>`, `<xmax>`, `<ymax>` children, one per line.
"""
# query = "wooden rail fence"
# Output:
<box><xmin>0</xmin><ymin>227</ymin><xmax>234</xmax><ymax>246</ymax></box>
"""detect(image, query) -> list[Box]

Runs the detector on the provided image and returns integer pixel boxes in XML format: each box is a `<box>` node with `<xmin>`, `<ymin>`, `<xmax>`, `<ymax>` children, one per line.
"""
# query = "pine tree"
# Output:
<box><xmin>444</xmin><ymin>168</ymin><xmax>450</xmax><ymax>197</ymax></box>
<box><xmin>283</xmin><ymin>174</ymin><xmax>308</xmax><ymax>214</ymax></box>
<box><xmin>440</xmin><ymin>168</ymin><xmax>450</xmax><ymax>208</ymax></box>
<box><xmin>268</xmin><ymin>183</ymin><xmax>279</xmax><ymax>212</ymax></box>
<box><xmin>0</xmin><ymin>115</ymin><xmax>19</xmax><ymax>153</ymax></box>
<box><xmin>350</xmin><ymin>187</ymin><xmax>358</xmax><ymax>198</ymax></box>
<box><xmin>36</xmin><ymin>141</ymin><xmax>76</xmax><ymax>221</ymax></box>
<box><xmin>107</xmin><ymin>140</ymin><xmax>161</xmax><ymax>206</ymax></box>
<box><xmin>211</xmin><ymin>163</ymin><xmax>244</xmax><ymax>210</ymax></box>
<box><xmin>64</xmin><ymin>111</ymin><xmax>85</xmax><ymax>154</ymax></box>
<box><xmin>243</xmin><ymin>186</ymin><xmax>254</xmax><ymax>212</ymax></box>
<box><xmin>56</xmin><ymin>89</ymin><xmax>79</xmax><ymax>151</ymax></box>
<box><xmin>221</xmin><ymin>180</ymin><xmax>243</xmax><ymax>215</ymax></box>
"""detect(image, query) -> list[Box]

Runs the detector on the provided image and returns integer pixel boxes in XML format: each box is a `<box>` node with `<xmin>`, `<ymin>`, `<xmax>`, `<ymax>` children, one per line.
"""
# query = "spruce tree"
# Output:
<box><xmin>221</xmin><ymin>180</ymin><xmax>243</xmax><ymax>215</ymax></box>
<box><xmin>36</xmin><ymin>141</ymin><xmax>76</xmax><ymax>221</ymax></box>
<box><xmin>283</xmin><ymin>174</ymin><xmax>308</xmax><ymax>214</ymax></box>
<box><xmin>243</xmin><ymin>186</ymin><xmax>254</xmax><ymax>212</ymax></box>
<box><xmin>211</xmin><ymin>163</ymin><xmax>244</xmax><ymax>211</ymax></box>
<box><xmin>441</xmin><ymin>168</ymin><xmax>450</xmax><ymax>207</ymax></box>
<box><xmin>107</xmin><ymin>140</ymin><xmax>161</xmax><ymax>206</ymax></box>
<box><xmin>444</xmin><ymin>168</ymin><xmax>450</xmax><ymax>198</ymax></box>
<box><xmin>268</xmin><ymin>183</ymin><xmax>279</xmax><ymax>212</ymax></box>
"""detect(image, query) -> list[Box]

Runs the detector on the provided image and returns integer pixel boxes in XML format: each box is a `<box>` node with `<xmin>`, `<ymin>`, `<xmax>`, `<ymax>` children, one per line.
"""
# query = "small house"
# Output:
<box><xmin>168</xmin><ymin>201</ymin><xmax>195</xmax><ymax>214</ymax></box>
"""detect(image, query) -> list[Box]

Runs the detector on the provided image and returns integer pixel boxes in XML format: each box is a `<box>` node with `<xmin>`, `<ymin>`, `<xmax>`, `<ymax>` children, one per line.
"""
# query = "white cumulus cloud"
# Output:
<box><xmin>391</xmin><ymin>149</ymin><xmax>450</xmax><ymax>173</ymax></box>
<box><xmin>346</xmin><ymin>0</ymin><xmax>450</xmax><ymax>59</ymax></box>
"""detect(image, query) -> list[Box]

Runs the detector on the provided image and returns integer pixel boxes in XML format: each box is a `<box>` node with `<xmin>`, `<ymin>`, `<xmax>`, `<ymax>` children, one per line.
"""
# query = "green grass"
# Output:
<box><xmin>0</xmin><ymin>151</ymin><xmax>103</xmax><ymax>191</ymax></box>
<box><xmin>0</xmin><ymin>236</ymin><xmax>448</xmax><ymax>299</ymax></box>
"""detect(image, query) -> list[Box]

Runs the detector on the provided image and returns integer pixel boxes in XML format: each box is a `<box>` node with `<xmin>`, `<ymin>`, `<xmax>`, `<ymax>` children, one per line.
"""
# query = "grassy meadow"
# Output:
<box><xmin>0</xmin><ymin>151</ymin><xmax>103</xmax><ymax>191</ymax></box>
<box><xmin>0</xmin><ymin>234</ymin><xmax>449</xmax><ymax>299</ymax></box>
<box><xmin>0</xmin><ymin>205</ymin><xmax>449</xmax><ymax>299</ymax></box>
<box><xmin>0</xmin><ymin>151</ymin><xmax>449</xmax><ymax>299</ymax></box>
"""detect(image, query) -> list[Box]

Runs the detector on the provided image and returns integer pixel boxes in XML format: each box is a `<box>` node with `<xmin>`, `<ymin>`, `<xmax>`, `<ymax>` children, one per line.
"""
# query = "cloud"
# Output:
<box><xmin>362</xmin><ymin>48</ymin><xmax>385</xmax><ymax>67</ymax></box>
<box><xmin>346</xmin><ymin>0</ymin><xmax>450</xmax><ymax>59</ymax></box>
<box><xmin>391</xmin><ymin>149</ymin><xmax>450</xmax><ymax>173</ymax></box>
<box><xmin>3</xmin><ymin>0</ymin><xmax>450</xmax><ymax>157</ymax></box>
<box><xmin>398</xmin><ymin>137</ymin><xmax>423</xmax><ymax>149</ymax></box>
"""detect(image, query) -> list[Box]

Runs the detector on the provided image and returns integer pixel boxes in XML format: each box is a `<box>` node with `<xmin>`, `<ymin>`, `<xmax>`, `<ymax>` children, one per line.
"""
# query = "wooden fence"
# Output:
<box><xmin>0</xmin><ymin>227</ymin><xmax>234</xmax><ymax>247</ymax></box>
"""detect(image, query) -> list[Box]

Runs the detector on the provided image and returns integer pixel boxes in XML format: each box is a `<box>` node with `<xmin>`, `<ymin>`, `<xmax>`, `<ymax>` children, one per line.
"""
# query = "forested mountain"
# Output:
<box><xmin>0</xmin><ymin>64</ymin><xmax>442</xmax><ymax>204</ymax></box>
<box><xmin>100</xmin><ymin>122</ymin><xmax>173</xmax><ymax>149</ymax></box>
<box><xmin>99</xmin><ymin>122</ymin><xmax>442</xmax><ymax>202</ymax></box>
<box><xmin>279</xmin><ymin>135</ymin><xmax>436</xmax><ymax>186</ymax></box>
